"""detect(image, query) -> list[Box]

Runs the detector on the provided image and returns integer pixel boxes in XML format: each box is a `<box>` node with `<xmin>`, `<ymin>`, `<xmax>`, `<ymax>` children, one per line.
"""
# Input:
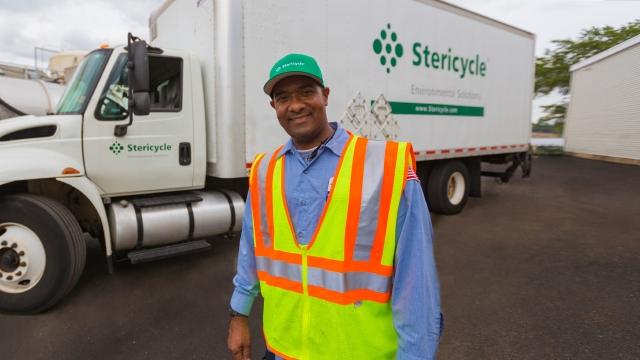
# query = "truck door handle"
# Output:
<box><xmin>179</xmin><ymin>142</ymin><xmax>191</xmax><ymax>166</ymax></box>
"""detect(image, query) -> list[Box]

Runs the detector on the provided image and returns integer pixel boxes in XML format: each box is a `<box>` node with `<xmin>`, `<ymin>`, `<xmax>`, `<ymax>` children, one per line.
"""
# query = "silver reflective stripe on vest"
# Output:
<box><xmin>256</xmin><ymin>256</ymin><xmax>302</xmax><ymax>282</ymax></box>
<box><xmin>256</xmin><ymin>154</ymin><xmax>272</xmax><ymax>248</ymax></box>
<box><xmin>307</xmin><ymin>267</ymin><xmax>391</xmax><ymax>294</ymax></box>
<box><xmin>353</xmin><ymin>140</ymin><xmax>387</xmax><ymax>261</ymax></box>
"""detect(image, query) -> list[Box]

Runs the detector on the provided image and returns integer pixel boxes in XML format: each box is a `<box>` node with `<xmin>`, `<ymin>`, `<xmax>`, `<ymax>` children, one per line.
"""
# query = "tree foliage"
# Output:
<box><xmin>538</xmin><ymin>102</ymin><xmax>567</xmax><ymax>123</ymax></box>
<box><xmin>535</xmin><ymin>20</ymin><xmax>640</xmax><ymax>123</ymax></box>
<box><xmin>536</xmin><ymin>20</ymin><xmax>640</xmax><ymax>96</ymax></box>
<box><xmin>532</xmin><ymin>119</ymin><xmax>563</xmax><ymax>135</ymax></box>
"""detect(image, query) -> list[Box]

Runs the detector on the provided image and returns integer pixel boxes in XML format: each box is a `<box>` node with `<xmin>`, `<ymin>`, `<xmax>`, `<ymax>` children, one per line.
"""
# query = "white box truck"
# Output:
<box><xmin>0</xmin><ymin>0</ymin><xmax>534</xmax><ymax>313</ymax></box>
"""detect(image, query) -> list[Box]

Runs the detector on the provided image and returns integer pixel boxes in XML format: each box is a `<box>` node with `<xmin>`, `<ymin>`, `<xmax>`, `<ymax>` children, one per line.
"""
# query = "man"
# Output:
<box><xmin>227</xmin><ymin>53</ymin><xmax>442</xmax><ymax>360</ymax></box>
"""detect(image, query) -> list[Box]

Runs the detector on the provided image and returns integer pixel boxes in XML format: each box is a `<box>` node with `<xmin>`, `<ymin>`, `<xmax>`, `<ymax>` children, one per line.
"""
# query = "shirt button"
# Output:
<box><xmin>303</xmin><ymin>170</ymin><xmax>308</xmax><ymax>174</ymax></box>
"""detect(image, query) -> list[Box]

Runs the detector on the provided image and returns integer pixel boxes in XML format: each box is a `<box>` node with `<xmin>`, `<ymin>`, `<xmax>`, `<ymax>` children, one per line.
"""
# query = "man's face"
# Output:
<box><xmin>270</xmin><ymin>75</ymin><xmax>331</xmax><ymax>148</ymax></box>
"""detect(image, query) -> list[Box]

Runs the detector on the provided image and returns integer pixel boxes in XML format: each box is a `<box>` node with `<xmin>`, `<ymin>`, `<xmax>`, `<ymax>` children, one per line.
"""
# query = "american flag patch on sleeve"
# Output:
<box><xmin>406</xmin><ymin>167</ymin><xmax>420</xmax><ymax>182</ymax></box>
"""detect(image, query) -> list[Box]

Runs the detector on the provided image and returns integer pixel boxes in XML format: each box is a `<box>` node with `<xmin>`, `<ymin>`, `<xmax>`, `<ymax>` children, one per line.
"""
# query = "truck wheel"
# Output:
<box><xmin>426</xmin><ymin>161</ymin><xmax>470</xmax><ymax>215</ymax></box>
<box><xmin>520</xmin><ymin>149</ymin><xmax>533</xmax><ymax>178</ymax></box>
<box><xmin>0</xmin><ymin>194</ymin><xmax>86</xmax><ymax>313</ymax></box>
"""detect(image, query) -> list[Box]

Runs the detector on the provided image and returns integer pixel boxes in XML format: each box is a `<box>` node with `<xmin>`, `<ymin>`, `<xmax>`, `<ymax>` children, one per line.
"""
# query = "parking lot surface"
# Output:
<box><xmin>1</xmin><ymin>156</ymin><xmax>639</xmax><ymax>359</ymax></box>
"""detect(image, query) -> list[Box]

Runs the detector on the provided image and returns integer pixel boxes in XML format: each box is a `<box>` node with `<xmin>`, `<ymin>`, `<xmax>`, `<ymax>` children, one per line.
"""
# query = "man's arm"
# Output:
<box><xmin>228</xmin><ymin>194</ymin><xmax>260</xmax><ymax>360</ymax></box>
<box><xmin>392</xmin><ymin>178</ymin><xmax>443</xmax><ymax>360</ymax></box>
<box><xmin>230</xmin><ymin>193</ymin><xmax>260</xmax><ymax>315</ymax></box>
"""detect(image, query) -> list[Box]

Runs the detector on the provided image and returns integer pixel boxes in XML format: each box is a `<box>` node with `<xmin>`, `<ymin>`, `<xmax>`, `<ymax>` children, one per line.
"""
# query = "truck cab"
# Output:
<box><xmin>74</xmin><ymin>46</ymin><xmax>206</xmax><ymax>195</ymax></box>
<box><xmin>0</xmin><ymin>39</ymin><xmax>243</xmax><ymax>314</ymax></box>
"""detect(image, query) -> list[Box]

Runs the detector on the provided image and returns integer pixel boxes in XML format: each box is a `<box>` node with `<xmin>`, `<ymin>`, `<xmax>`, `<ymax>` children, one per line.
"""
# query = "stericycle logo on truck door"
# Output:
<box><xmin>108</xmin><ymin>141</ymin><xmax>173</xmax><ymax>157</ymax></box>
<box><xmin>372</xmin><ymin>23</ymin><xmax>488</xmax><ymax>79</ymax></box>
<box><xmin>109</xmin><ymin>141</ymin><xmax>124</xmax><ymax>155</ymax></box>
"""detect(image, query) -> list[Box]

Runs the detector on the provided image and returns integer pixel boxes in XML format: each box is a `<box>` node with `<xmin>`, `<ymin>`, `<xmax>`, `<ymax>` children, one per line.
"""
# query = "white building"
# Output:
<box><xmin>564</xmin><ymin>34</ymin><xmax>640</xmax><ymax>165</ymax></box>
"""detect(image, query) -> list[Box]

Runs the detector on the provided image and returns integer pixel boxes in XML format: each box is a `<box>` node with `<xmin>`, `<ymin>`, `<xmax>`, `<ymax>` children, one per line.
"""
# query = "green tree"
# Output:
<box><xmin>538</xmin><ymin>101</ymin><xmax>567</xmax><ymax>123</ymax></box>
<box><xmin>535</xmin><ymin>20</ymin><xmax>640</xmax><ymax>123</ymax></box>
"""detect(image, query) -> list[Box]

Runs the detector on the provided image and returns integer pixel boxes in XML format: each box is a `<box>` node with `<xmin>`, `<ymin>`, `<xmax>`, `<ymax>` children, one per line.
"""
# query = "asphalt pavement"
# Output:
<box><xmin>1</xmin><ymin>156</ymin><xmax>639</xmax><ymax>359</ymax></box>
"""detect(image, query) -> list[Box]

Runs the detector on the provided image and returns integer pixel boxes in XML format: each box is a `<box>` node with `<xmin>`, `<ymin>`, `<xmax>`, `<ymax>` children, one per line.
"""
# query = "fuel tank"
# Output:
<box><xmin>107</xmin><ymin>190</ymin><xmax>244</xmax><ymax>251</ymax></box>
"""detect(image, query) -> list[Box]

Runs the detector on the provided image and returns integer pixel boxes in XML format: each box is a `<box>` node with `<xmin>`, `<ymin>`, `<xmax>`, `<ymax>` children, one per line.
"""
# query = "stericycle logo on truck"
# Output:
<box><xmin>109</xmin><ymin>141</ymin><xmax>124</xmax><ymax>155</ymax></box>
<box><xmin>372</xmin><ymin>23</ymin><xmax>488</xmax><ymax>79</ymax></box>
<box><xmin>109</xmin><ymin>141</ymin><xmax>172</xmax><ymax>156</ymax></box>
<box><xmin>372</xmin><ymin>24</ymin><xmax>405</xmax><ymax>74</ymax></box>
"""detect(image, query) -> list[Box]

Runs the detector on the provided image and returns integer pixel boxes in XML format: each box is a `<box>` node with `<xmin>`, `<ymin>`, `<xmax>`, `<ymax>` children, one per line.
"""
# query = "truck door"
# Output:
<box><xmin>82</xmin><ymin>52</ymin><xmax>195</xmax><ymax>195</ymax></box>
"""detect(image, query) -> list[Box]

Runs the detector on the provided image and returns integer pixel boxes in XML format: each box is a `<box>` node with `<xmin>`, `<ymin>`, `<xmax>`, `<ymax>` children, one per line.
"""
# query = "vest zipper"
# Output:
<box><xmin>301</xmin><ymin>245</ymin><xmax>310</xmax><ymax>359</ymax></box>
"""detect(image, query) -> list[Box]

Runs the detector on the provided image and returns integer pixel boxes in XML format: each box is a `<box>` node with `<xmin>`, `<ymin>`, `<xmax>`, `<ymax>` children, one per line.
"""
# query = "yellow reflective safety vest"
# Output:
<box><xmin>249</xmin><ymin>135</ymin><xmax>416</xmax><ymax>360</ymax></box>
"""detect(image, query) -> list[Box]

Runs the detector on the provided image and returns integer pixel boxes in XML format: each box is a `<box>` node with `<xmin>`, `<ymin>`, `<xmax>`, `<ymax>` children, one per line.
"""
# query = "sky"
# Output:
<box><xmin>448</xmin><ymin>0</ymin><xmax>640</xmax><ymax>56</ymax></box>
<box><xmin>445</xmin><ymin>0</ymin><xmax>640</xmax><ymax>121</ymax></box>
<box><xmin>0</xmin><ymin>0</ymin><xmax>639</xmax><ymax>121</ymax></box>
<box><xmin>0</xmin><ymin>0</ymin><xmax>163</xmax><ymax>66</ymax></box>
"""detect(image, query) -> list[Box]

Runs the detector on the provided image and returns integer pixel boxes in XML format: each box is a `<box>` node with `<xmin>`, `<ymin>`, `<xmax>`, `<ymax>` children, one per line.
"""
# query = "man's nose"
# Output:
<box><xmin>288</xmin><ymin>94</ymin><xmax>306</xmax><ymax>112</ymax></box>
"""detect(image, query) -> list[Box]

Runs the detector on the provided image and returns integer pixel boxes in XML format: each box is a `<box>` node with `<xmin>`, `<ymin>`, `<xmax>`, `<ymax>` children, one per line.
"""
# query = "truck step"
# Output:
<box><xmin>127</xmin><ymin>240</ymin><xmax>211</xmax><ymax>264</ymax></box>
<box><xmin>131</xmin><ymin>193</ymin><xmax>202</xmax><ymax>208</ymax></box>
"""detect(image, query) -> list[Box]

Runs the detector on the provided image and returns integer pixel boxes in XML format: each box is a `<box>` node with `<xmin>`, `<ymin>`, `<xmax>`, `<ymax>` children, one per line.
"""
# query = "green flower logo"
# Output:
<box><xmin>373</xmin><ymin>23</ymin><xmax>404</xmax><ymax>74</ymax></box>
<box><xmin>109</xmin><ymin>141</ymin><xmax>124</xmax><ymax>155</ymax></box>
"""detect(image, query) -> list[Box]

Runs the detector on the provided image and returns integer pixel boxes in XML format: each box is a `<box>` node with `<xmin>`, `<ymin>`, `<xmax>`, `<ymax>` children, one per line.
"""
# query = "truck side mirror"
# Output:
<box><xmin>132</xmin><ymin>92</ymin><xmax>150</xmax><ymax>115</ymax></box>
<box><xmin>129</xmin><ymin>36</ymin><xmax>150</xmax><ymax>116</ymax></box>
<box><xmin>115</xmin><ymin>33</ymin><xmax>155</xmax><ymax>137</ymax></box>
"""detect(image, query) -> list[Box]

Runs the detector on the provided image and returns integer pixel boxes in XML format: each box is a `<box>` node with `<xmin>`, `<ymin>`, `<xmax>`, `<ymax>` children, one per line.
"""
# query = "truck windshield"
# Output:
<box><xmin>57</xmin><ymin>49</ymin><xmax>112</xmax><ymax>115</ymax></box>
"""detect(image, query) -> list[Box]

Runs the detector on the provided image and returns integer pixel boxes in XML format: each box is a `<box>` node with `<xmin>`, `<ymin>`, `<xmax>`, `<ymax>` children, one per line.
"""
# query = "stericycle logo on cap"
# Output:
<box><xmin>275</xmin><ymin>61</ymin><xmax>306</xmax><ymax>73</ymax></box>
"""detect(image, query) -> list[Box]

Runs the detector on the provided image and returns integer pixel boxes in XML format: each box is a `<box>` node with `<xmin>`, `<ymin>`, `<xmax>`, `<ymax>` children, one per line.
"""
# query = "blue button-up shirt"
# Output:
<box><xmin>231</xmin><ymin>123</ymin><xmax>442</xmax><ymax>359</ymax></box>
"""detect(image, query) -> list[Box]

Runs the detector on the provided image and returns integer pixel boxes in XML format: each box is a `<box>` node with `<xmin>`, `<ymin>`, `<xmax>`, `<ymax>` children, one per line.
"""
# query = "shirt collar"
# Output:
<box><xmin>279</xmin><ymin>122</ymin><xmax>350</xmax><ymax>158</ymax></box>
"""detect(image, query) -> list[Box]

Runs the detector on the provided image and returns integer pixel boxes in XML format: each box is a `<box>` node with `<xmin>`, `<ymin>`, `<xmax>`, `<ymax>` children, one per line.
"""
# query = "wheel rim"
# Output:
<box><xmin>0</xmin><ymin>223</ymin><xmax>46</xmax><ymax>294</ymax></box>
<box><xmin>447</xmin><ymin>171</ymin><xmax>466</xmax><ymax>206</ymax></box>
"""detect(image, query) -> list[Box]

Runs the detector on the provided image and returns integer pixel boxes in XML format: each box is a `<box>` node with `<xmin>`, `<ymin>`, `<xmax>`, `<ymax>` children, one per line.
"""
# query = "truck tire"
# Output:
<box><xmin>521</xmin><ymin>149</ymin><xmax>533</xmax><ymax>178</ymax></box>
<box><xmin>0</xmin><ymin>194</ymin><xmax>86</xmax><ymax>313</ymax></box>
<box><xmin>426</xmin><ymin>160</ymin><xmax>470</xmax><ymax>215</ymax></box>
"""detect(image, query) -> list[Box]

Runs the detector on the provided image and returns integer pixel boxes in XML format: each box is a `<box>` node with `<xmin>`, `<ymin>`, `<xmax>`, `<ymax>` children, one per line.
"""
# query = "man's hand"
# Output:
<box><xmin>227</xmin><ymin>316</ymin><xmax>251</xmax><ymax>360</ymax></box>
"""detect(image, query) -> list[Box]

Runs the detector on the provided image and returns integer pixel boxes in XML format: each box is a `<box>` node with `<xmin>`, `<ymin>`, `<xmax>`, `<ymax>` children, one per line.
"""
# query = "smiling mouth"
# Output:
<box><xmin>289</xmin><ymin>114</ymin><xmax>312</xmax><ymax>122</ymax></box>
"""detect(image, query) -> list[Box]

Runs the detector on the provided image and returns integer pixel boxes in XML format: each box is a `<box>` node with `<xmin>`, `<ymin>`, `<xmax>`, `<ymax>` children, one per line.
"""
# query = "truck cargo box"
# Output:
<box><xmin>151</xmin><ymin>0</ymin><xmax>535</xmax><ymax>178</ymax></box>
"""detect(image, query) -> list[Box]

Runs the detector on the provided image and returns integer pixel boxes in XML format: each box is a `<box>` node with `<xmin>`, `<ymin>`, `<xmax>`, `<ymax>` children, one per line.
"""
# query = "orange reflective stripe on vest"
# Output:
<box><xmin>256</xmin><ymin>256</ymin><xmax>391</xmax><ymax>304</ymax></box>
<box><xmin>249</xmin><ymin>152</ymin><xmax>268</xmax><ymax>251</ymax></box>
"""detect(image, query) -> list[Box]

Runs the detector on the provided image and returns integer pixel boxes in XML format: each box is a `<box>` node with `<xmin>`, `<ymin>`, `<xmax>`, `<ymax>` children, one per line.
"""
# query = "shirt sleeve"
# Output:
<box><xmin>392</xmin><ymin>179</ymin><xmax>443</xmax><ymax>360</ymax></box>
<box><xmin>229</xmin><ymin>192</ymin><xmax>261</xmax><ymax>316</ymax></box>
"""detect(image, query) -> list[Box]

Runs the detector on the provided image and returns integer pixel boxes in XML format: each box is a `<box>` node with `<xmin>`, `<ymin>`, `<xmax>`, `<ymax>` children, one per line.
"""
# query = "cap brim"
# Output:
<box><xmin>263</xmin><ymin>71</ymin><xmax>324</xmax><ymax>96</ymax></box>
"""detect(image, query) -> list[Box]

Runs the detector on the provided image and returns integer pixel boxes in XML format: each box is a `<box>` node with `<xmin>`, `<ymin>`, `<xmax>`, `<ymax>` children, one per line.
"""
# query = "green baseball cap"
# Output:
<box><xmin>263</xmin><ymin>53</ymin><xmax>324</xmax><ymax>96</ymax></box>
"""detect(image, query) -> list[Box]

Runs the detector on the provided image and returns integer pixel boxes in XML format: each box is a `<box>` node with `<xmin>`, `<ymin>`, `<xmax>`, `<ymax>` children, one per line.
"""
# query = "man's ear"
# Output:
<box><xmin>322</xmin><ymin>87</ymin><xmax>330</xmax><ymax>106</ymax></box>
<box><xmin>270</xmin><ymin>99</ymin><xmax>275</xmax><ymax>109</ymax></box>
